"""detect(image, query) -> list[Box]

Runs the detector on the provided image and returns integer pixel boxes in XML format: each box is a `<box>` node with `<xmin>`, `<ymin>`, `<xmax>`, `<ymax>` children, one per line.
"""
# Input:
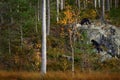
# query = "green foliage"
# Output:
<box><xmin>0</xmin><ymin>0</ymin><xmax>120</xmax><ymax>73</ymax></box>
<box><xmin>110</xmin><ymin>8</ymin><xmax>120</xmax><ymax>26</ymax></box>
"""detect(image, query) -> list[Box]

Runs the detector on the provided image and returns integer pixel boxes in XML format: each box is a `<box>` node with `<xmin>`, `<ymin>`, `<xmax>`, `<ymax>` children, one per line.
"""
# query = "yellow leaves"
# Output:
<box><xmin>89</xmin><ymin>9</ymin><xmax>97</xmax><ymax>19</ymax></box>
<box><xmin>81</xmin><ymin>9</ymin><xmax>97</xmax><ymax>20</ymax></box>
<box><xmin>59</xmin><ymin>5</ymin><xmax>76</xmax><ymax>25</ymax></box>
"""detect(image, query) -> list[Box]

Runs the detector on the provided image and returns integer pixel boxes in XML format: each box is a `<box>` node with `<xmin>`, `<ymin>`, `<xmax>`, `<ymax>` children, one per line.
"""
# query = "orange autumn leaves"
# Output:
<box><xmin>59</xmin><ymin>5</ymin><xmax>97</xmax><ymax>25</ymax></box>
<box><xmin>59</xmin><ymin>5</ymin><xmax>76</xmax><ymax>25</ymax></box>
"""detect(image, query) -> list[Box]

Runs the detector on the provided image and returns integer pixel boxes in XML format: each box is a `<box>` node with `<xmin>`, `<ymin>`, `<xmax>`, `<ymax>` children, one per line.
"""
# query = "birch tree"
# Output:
<box><xmin>41</xmin><ymin>0</ymin><xmax>47</xmax><ymax>74</ymax></box>
<box><xmin>94</xmin><ymin>0</ymin><xmax>97</xmax><ymax>9</ymax></box>
<box><xmin>47</xmin><ymin>0</ymin><xmax>50</xmax><ymax>35</ymax></box>
<box><xmin>98</xmin><ymin>0</ymin><xmax>101</xmax><ymax>8</ymax></box>
<box><xmin>60</xmin><ymin>0</ymin><xmax>64</xmax><ymax>10</ymax></box>
<box><xmin>37</xmin><ymin>0</ymin><xmax>40</xmax><ymax>21</ymax></box>
<box><xmin>57</xmin><ymin>0</ymin><xmax>59</xmax><ymax>22</ymax></box>
<box><xmin>101</xmin><ymin>0</ymin><xmax>105</xmax><ymax>23</ymax></box>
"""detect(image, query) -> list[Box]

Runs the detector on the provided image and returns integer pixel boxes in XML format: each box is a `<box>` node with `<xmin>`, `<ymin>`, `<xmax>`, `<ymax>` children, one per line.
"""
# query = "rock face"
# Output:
<box><xmin>76</xmin><ymin>23</ymin><xmax>120</xmax><ymax>59</ymax></box>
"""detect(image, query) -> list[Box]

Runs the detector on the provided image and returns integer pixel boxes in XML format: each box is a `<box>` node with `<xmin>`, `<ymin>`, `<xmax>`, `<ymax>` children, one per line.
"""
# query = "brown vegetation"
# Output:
<box><xmin>0</xmin><ymin>71</ymin><xmax>120</xmax><ymax>80</ymax></box>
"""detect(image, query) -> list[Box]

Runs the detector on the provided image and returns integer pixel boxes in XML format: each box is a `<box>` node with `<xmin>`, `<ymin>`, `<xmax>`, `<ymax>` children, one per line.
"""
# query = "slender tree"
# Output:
<box><xmin>47</xmin><ymin>0</ymin><xmax>50</xmax><ymax>35</ymax></box>
<box><xmin>94</xmin><ymin>0</ymin><xmax>97</xmax><ymax>9</ymax></box>
<box><xmin>101</xmin><ymin>0</ymin><xmax>105</xmax><ymax>23</ymax></box>
<box><xmin>37</xmin><ymin>0</ymin><xmax>40</xmax><ymax>21</ymax></box>
<box><xmin>98</xmin><ymin>0</ymin><xmax>101</xmax><ymax>8</ymax></box>
<box><xmin>107</xmin><ymin>0</ymin><xmax>110</xmax><ymax>11</ymax></box>
<box><xmin>78</xmin><ymin>0</ymin><xmax>80</xmax><ymax>9</ymax></box>
<box><xmin>41</xmin><ymin>0</ymin><xmax>47</xmax><ymax>74</ymax></box>
<box><xmin>115</xmin><ymin>0</ymin><xmax>118</xmax><ymax>8</ymax></box>
<box><xmin>83</xmin><ymin>0</ymin><xmax>86</xmax><ymax>9</ymax></box>
<box><xmin>60</xmin><ymin>0</ymin><xmax>64</xmax><ymax>10</ymax></box>
<box><xmin>57</xmin><ymin>0</ymin><xmax>59</xmax><ymax>22</ymax></box>
<box><xmin>35</xmin><ymin>6</ymin><xmax>38</xmax><ymax>33</ymax></box>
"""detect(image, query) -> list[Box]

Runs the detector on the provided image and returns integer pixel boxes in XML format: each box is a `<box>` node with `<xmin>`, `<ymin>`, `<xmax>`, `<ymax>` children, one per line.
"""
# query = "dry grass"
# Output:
<box><xmin>0</xmin><ymin>71</ymin><xmax>120</xmax><ymax>80</ymax></box>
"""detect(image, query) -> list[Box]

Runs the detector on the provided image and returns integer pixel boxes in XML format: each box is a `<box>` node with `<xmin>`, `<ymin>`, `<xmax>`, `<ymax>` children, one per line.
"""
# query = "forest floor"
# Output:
<box><xmin>0</xmin><ymin>71</ymin><xmax>120</xmax><ymax>80</ymax></box>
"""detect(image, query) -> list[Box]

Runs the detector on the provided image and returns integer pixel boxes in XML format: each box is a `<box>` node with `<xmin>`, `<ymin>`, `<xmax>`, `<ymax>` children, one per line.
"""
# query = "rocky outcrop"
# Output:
<box><xmin>76</xmin><ymin>22</ymin><xmax>120</xmax><ymax>60</ymax></box>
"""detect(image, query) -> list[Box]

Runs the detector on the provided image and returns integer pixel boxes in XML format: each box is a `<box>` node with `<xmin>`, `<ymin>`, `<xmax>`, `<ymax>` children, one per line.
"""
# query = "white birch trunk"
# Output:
<box><xmin>60</xmin><ymin>0</ymin><xmax>64</xmax><ymax>10</ymax></box>
<box><xmin>57</xmin><ymin>0</ymin><xmax>59</xmax><ymax>22</ymax></box>
<box><xmin>38</xmin><ymin>0</ymin><xmax>40</xmax><ymax>21</ymax></box>
<box><xmin>98</xmin><ymin>0</ymin><xmax>101</xmax><ymax>8</ymax></box>
<box><xmin>102</xmin><ymin>0</ymin><xmax>105</xmax><ymax>23</ymax></box>
<box><xmin>41</xmin><ymin>0</ymin><xmax>47</xmax><ymax>74</ymax></box>
<box><xmin>47</xmin><ymin>0</ymin><xmax>50</xmax><ymax>35</ymax></box>
<box><xmin>94</xmin><ymin>0</ymin><xmax>97</xmax><ymax>9</ymax></box>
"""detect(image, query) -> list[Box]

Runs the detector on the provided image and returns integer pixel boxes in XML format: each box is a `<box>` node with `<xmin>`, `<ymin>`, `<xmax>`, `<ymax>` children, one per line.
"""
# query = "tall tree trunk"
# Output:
<box><xmin>98</xmin><ymin>0</ymin><xmax>101</xmax><ymax>8</ymax></box>
<box><xmin>20</xmin><ymin>25</ymin><xmax>23</xmax><ymax>50</ymax></box>
<box><xmin>101</xmin><ymin>0</ymin><xmax>105</xmax><ymax>23</ymax></box>
<box><xmin>8</xmin><ymin>27</ymin><xmax>11</xmax><ymax>54</ymax></box>
<box><xmin>8</xmin><ymin>7</ymin><xmax>13</xmax><ymax>54</ymax></box>
<box><xmin>41</xmin><ymin>0</ymin><xmax>47</xmax><ymax>74</ymax></box>
<box><xmin>115</xmin><ymin>0</ymin><xmax>117</xmax><ymax>8</ymax></box>
<box><xmin>115</xmin><ymin>0</ymin><xmax>119</xmax><ymax>8</ymax></box>
<box><xmin>83</xmin><ymin>0</ymin><xmax>86</xmax><ymax>9</ymax></box>
<box><xmin>69</xmin><ymin>30</ymin><xmax>74</xmax><ymax>75</ymax></box>
<box><xmin>47</xmin><ymin>0</ymin><xmax>50</xmax><ymax>35</ymax></box>
<box><xmin>35</xmin><ymin>6</ymin><xmax>38</xmax><ymax>33</ymax></box>
<box><xmin>107</xmin><ymin>0</ymin><xmax>110</xmax><ymax>11</ymax></box>
<box><xmin>94</xmin><ymin>0</ymin><xmax>97</xmax><ymax>9</ymax></box>
<box><xmin>60</xmin><ymin>0</ymin><xmax>64</xmax><ymax>10</ymax></box>
<box><xmin>38</xmin><ymin>0</ymin><xmax>40</xmax><ymax>21</ymax></box>
<box><xmin>86</xmin><ymin>0</ymin><xmax>87</xmax><ymax>8</ymax></box>
<box><xmin>78</xmin><ymin>0</ymin><xmax>80</xmax><ymax>9</ymax></box>
<box><xmin>57</xmin><ymin>0</ymin><xmax>59</xmax><ymax>22</ymax></box>
<box><xmin>63</xmin><ymin>0</ymin><xmax>65</xmax><ymax>9</ymax></box>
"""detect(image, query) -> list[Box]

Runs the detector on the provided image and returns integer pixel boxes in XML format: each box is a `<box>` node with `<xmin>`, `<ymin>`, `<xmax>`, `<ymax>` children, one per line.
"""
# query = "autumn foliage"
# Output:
<box><xmin>59</xmin><ymin>5</ymin><xmax>76</xmax><ymax>25</ymax></box>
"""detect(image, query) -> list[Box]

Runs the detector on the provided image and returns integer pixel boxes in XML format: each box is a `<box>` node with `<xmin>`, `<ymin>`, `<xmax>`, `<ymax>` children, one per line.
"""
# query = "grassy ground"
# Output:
<box><xmin>0</xmin><ymin>71</ymin><xmax>120</xmax><ymax>80</ymax></box>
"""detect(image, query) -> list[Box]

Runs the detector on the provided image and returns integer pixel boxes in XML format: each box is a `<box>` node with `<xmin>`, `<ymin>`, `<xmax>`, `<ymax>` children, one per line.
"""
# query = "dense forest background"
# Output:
<box><xmin>0</xmin><ymin>0</ymin><xmax>120</xmax><ymax>78</ymax></box>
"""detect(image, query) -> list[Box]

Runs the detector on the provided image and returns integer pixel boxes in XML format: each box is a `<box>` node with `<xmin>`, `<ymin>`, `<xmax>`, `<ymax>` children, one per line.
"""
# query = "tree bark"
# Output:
<box><xmin>98</xmin><ymin>0</ymin><xmax>101</xmax><ymax>8</ymax></box>
<box><xmin>60</xmin><ymin>0</ymin><xmax>64</xmax><ymax>10</ymax></box>
<box><xmin>94</xmin><ymin>0</ymin><xmax>97</xmax><ymax>9</ymax></box>
<box><xmin>83</xmin><ymin>0</ymin><xmax>86</xmax><ymax>9</ymax></box>
<box><xmin>69</xmin><ymin>30</ymin><xmax>74</xmax><ymax>75</ymax></box>
<box><xmin>37</xmin><ymin>0</ymin><xmax>40</xmax><ymax>21</ymax></box>
<box><xmin>47</xmin><ymin>0</ymin><xmax>50</xmax><ymax>35</ymax></box>
<box><xmin>35</xmin><ymin>6</ymin><xmax>38</xmax><ymax>33</ymax></box>
<box><xmin>20</xmin><ymin>25</ymin><xmax>23</xmax><ymax>50</ymax></box>
<box><xmin>77</xmin><ymin>0</ymin><xmax>80</xmax><ymax>9</ymax></box>
<box><xmin>57</xmin><ymin>0</ymin><xmax>59</xmax><ymax>22</ymax></box>
<box><xmin>107</xmin><ymin>0</ymin><xmax>110</xmax><ymax>11</ymax></box>
<box><xmin>8</xmin><ymin>27</ymin><xmax>11</xmax><ymax>54</ymax></box>
<box><xmin>41</xmin><ymin>0</ymin><xmax>47</xmax><ymax>74</ymax></box>
<box><xmin>101</xmin><ymin>0</ymin><xmax>105</xmax><ymax>23</ymax></box>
